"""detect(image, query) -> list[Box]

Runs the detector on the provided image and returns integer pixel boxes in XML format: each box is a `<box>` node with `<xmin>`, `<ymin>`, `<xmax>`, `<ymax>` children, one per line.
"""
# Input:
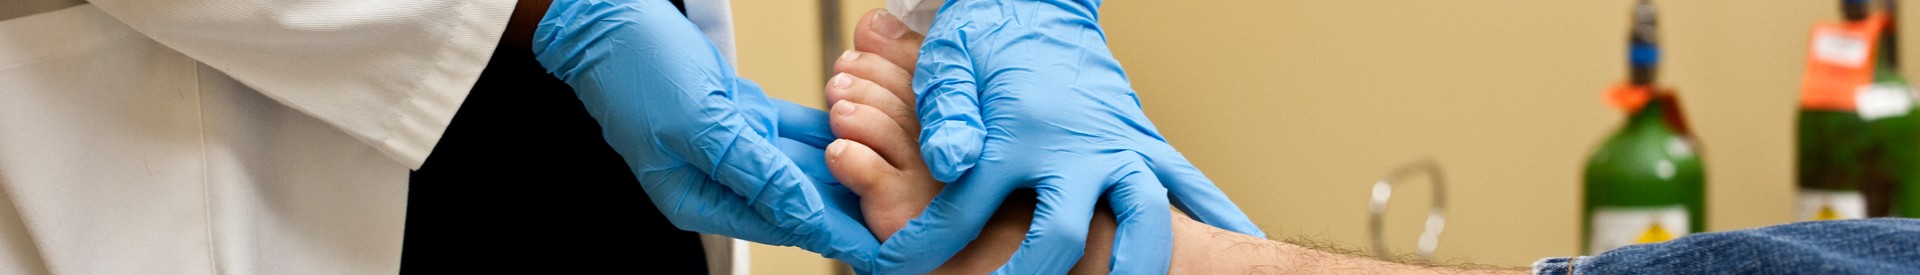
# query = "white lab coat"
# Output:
<box><xmin>887</xmin><ymin>0</ymin><xmax>944</xmax><ymax>35</ymax></box>
<box><xmin>0</xmin><ymin>0</ymin><xmax>747</xmax><ymax>274</ymax></box>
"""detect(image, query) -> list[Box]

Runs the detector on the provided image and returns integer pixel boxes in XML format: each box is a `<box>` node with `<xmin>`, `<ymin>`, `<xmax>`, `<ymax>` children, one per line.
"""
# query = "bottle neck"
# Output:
<box><xmin>1625</xmin><ymin>88</ymin><xmax>1670</xmax><ymax>127</ymax></box>
<box><xmin>1844</xmin><ymin>0</ymin><xmax>1868</xmax><ymax>21</ymax></box>
<box><xmin>1877</xmin><ymin>25</ymin><xmax>1905</xmax><ymax>81</ymax></box>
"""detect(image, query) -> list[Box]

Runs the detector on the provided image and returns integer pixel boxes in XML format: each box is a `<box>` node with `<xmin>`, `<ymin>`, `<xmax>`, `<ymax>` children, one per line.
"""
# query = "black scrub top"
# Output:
<box><xmin>400</xmin><ymin>22</ymin><xmax>709</xmax><ymax>275</ymax></box>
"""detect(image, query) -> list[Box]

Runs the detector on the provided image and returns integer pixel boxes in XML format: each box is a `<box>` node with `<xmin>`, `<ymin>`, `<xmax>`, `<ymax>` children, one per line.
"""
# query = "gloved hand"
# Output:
<box><xmin>879</xmin><ymin>0</ymin><xmax>1268</xmax><ymax>273</ymax></box>
<box><xmin>530</xmin><ymin>0</ymin><xmax>879</xmax><ymax>271</ymax></box>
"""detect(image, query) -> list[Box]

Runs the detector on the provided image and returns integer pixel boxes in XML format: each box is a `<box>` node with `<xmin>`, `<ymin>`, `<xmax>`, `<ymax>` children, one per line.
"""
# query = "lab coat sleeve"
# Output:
<box><xmin>87</xmin><ymin>0</ymin><xmax>518</xmax><ymax>169</ymax></box>
<box><xmin>887</xmin><ymin>0</ymin><xmax>944</xmax><ymax>35</ymax></box>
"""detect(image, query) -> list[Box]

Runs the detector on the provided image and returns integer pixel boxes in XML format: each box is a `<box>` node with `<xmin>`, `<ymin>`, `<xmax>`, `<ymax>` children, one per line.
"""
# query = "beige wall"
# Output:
<box><xmin>735</xmin><ymin>0</ymin><xmax>1887</xmax><ymax>271</ymax></box>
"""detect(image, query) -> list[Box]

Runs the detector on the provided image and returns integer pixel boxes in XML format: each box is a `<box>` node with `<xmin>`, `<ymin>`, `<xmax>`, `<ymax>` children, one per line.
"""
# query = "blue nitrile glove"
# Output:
<box><xmin>531</xmin><ymin>0</ymin><xmax>880</xmax><ymax>271</ymax></box>
<box><xmin>878</xmin><ymin>0</ymin><xmax>1268</xmax><ymax>274</ymax></box>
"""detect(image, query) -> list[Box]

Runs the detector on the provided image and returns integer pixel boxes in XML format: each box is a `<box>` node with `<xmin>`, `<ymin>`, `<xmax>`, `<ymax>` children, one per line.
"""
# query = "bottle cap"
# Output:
<box><xmin>1629</xmin><ymin>0</ymin><xmax>1660</xmax><ymax>84</ymax></box>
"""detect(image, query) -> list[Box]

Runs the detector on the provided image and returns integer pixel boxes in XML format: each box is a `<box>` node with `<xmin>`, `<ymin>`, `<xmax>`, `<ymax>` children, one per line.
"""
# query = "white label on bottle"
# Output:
<box><xmin>1797</xmin><ymin>188</ymin><xmax>1867</xmax><ymax>221</ymax></box>
<box><xmin>1588</xmin><ymin>205</ymin><xmax>1689</xmax><ymax>255</ymax></box>
<box><xmin>1856</xmin><ymin>83</ymin><xmax>1916</xmax><ymax>121</ymax></box>
<box><xmin>1816</xmin><ymin>30</ymin><xmax>1870</xmax><ymax>68</ymax></box>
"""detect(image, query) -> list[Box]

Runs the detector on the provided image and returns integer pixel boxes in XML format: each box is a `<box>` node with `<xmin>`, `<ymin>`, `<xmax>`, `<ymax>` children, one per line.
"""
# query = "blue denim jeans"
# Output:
<box><xmin>1533</xmin><ymin>218</ymin><xmax>1920</xmax><ymax>274</ymax></box>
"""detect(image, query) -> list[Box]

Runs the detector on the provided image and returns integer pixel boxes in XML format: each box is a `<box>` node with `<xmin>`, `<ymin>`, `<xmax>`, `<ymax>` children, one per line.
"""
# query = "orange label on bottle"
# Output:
<box><xmin>1800</xmin><ymin>13</ymin><xmax>1890</xmax><ymax>111</ymax></box>
<box><xmin>1607</xmin><ymin>83</ymin><xmax>1655</xmax><ymax>112</ymax></box>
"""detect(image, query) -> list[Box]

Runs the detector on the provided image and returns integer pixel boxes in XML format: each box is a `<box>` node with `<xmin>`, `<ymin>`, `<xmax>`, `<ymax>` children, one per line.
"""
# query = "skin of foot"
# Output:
<box><xmin>823</xmin><ymin>8</ymin><xmax>935</xmax><ymax>242</ymax></box>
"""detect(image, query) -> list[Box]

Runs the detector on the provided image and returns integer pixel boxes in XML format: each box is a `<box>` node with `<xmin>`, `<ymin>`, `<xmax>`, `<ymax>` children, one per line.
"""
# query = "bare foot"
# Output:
<box><xmin>823</xmin><ymin>9</ymin><xmax>1113</xmax><ymax>274</ymax></box>
<box><xmin>823</xmin><ymin>97</ymin><xmax>936</xmax><ymax>242</ymax></box>
<box><xmin>825</xmin><ymin>8</ymin><xmax>937</xmax><ymax>242</ymax></box>
<box><xmin>822</xmin><ymin>36</ymin><xmax>1114</xmax><ymax>273</ymax></box>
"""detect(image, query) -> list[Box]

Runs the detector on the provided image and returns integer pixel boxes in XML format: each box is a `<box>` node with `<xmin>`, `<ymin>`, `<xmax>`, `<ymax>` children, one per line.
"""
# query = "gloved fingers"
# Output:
<box><xmin>634</xmin><ymin>165</ymin><xmax>813</xmax><ymax>246</ymax></box>
<box><xmin>807</xmin><ymin>180</ymin><xmax>884</xmax><ymax>272</ymax></box>
<box><xmin>677</xmin><ymin>109</ymin><xmax>829</xmax><ymax>233</ymax></box>
<box><xmin>818</xmin><ymin>212</ymin><xmax>884</xmax><ymax>273</ymax></box>
<box><xmin>877</xmin><ymin>169</ymin><xmax>1022</xmax><ymax>274</ymax></box>
<box><xmin>825</xmin><ymin>73</ymin><xmax>917</xmax><ymax>135</ymax></box>
<box><xmin>730</xmin><ymin>76</ymin><xmax>781</xmax><ymax>138</ymax></box>
<box><xmin>912</xmin><ymin>0</ymin><xmax>993</xmax><ymax>183</ymax></box>
<box><xmin>852</xmin><ymin>8</ymin><xmax>925</xmax><ymax>71</ymax></box>
<box><xmin>776</xmin><ymin>137</ymin><xmax>837</xmax><ymax>186</ymax></box>
<box><xmin>773</xmin><ymin>98</ymin><xmax>835</xmax><ymax>149</ymax></box>
<box><xmin>824</xmin><ymin>139</ymin><xmax>898</xmax><ymax>196</ymax></box>
<box><xmin>993</xmin><ymin>180</ymin><xmax>1101</xmax><ymax>275</ymax></box>
<box><xmin>1104</xmin><ymin>170</ymin><xmax>1175</xmax><ymax>274</ymax></box>
<box><xmin>812</xmin><ymin>169</ymin><xmax>868</xmax><ymax>221</ymax></box>
<box><xmin>642</xmin><ymin>165</ymin><xmax>882</xmax><ymax>271</ymax></box>
<box><xmin>834</xmin><ymin>50</ymin><xmax>915</xmax><ymax>104</ymax></box>
<box><xmin>914</xmin><ymin>31</ymin><xmax>987</xmax><ymax>183</ymax></box>
<box><xmin>1150</xmin><ymin>148</ymin><xmax>1266</xmax><ymax>238</ymax></box>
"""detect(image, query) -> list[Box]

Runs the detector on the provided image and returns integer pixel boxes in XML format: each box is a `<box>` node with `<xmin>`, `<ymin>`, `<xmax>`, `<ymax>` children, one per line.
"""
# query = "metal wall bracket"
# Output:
<box><xmin>1369</xmin><ymin>159</ymin><xmax>1448</xmax><ymax>261</ymax></box>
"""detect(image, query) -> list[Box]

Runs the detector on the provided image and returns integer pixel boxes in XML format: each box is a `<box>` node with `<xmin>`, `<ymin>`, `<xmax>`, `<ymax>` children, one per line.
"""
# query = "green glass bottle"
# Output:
<box><xmin>1582</xmin><ymin>0</ymin><xmax>1707</xmax><ymax>255</ymax></box>
<box><xmin>1796</xmin><ymin>0</ymin><xmax>1920</xmax><ymax>220</ymax></box>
